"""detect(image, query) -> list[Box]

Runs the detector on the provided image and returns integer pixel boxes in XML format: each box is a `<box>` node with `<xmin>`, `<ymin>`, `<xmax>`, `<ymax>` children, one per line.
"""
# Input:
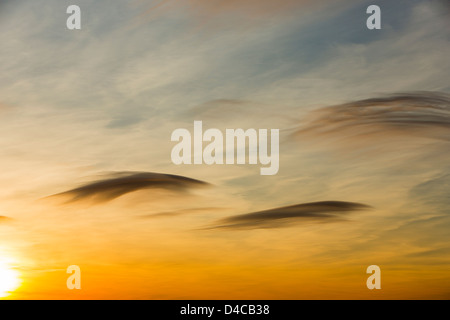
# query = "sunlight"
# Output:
<box><xmin>0</xmin><ymin>259</ymin><xmax>20</xmax><ymax>298</ymax></box>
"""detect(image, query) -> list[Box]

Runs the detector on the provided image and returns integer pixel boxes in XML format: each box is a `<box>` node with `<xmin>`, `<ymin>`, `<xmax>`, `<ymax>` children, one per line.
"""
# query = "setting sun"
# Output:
<box><xmin>0</xmin><ymin>0</ymin><xmax>449</xmax><ymax>301</ymax></box>
<box><xmin>0</xmin><ymin>260</ymin><xmax>20</xmax><ymax>299</ymax></box>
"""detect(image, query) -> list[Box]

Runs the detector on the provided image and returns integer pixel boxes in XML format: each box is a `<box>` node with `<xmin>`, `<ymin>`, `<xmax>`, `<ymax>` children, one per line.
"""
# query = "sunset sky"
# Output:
<box><xmin>0</xmin><ymin>0</ymin><xmax>449</xmax><ymax>299</ymax></box>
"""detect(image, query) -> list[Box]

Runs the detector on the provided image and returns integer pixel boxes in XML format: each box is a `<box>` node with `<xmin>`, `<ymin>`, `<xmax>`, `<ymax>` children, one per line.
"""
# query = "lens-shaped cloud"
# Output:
<box><xmin>47</xmin><ymin>171</ymin><xmax>210</xmax><ymax>204</ymax></box>
<box><xmin>208</xmin><ymin>201</ymin><xmax>371</xmax><ymax>229</ymax></box>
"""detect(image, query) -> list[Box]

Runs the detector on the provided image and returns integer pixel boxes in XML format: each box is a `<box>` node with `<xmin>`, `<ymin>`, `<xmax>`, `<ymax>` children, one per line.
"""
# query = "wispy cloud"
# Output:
<box><xmin>142</xmin><ymin>0</ymin><xmax>322</xmax><ymax>19</ymax></box>
<box><xmin>0</xmin><ymin>216</ymin><xmax>13</xmax><ymax>223</ymax></box>
<box><xmin>294</xmin><ymin>91</ymin><xmax>450</xmax><ymax>141</ymax></box>
<box><xmin>46</xmin><ymin>171</ymin><xmax>210</xmax><ymax>204</ymax></box>
<box><xmin>141</xmin><ymin>207</ymin><xmax>227</xmax><ymax>219</ymax></box>
<box><xmin>208</xmin><ymin>201</ymin><xmax>371</xmax><ymax>229</ymax></box>
<box><xmin>177</xmin><ymin>99</ymin><xmax>291</xmax><ymax>129</ymax></box>
<box><xmin>409</xmin><ymin>174</ymin><xmax>450</xmax><ymax>214</ymax></box>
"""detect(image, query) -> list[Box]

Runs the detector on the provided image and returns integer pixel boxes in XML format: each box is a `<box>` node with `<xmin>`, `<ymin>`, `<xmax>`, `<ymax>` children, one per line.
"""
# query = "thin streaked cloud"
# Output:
<box><xmin>208</xmin><ymin>201</ymin><xmax>372</xmax><ymax>229</ymax></box>
<box><xmin>294</xmin><ymin>91</ymin><xmax>450</xmax><ymax>141</ymax></box>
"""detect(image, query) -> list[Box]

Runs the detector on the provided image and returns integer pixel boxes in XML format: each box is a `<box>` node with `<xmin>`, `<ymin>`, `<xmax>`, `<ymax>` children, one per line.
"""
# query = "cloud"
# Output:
<box><xmin>141</xmin><ymin>207</ymin><xmax>227</xmax><ymax>219</ymax></box>
<box><xmin>143</xmin><ymin>0</ymin><xmax>320</xmax><ymax>19</ymax></box>
<box><xmin>135</xmin><ymin>0</ymin><xmax>339</xmax><ymax>34</ymax></box>
<box><xmin>0</xmin><ymin>216</ymin><xmax>13</xmax><ymax>223</ymax></box>
<box><xmin>47</xmin><ymin>171</ymin><xmax>210</xmax><ymax>204</ymax></box>
<box><xmin>405</xmin><ymin>247</ymin><xmax>450</xmax><ymax>259</ymax></box>
<box><xmin>0</xmin><ymin>101</ymin><xmax>12</xmax><ymax>113</ymax></box>
<box><xmin>177</xmin><ymin>99</ymin><xmax>289</xmax><ymax>128</ymax></box>
<box><xmin>409</xmin><ymin>174</ymin><xmax>450</xmax><ymax>214</ymax></box>
<box><xmin>294</xmin><ymin>91</ymin><xmax>450</xmax><ymax>141</ymax></box>
<box><xmin>186</xmin><ymin>99</ymin><xmax>253</xmax><ymax>118</ymax></box>
<box><xmin>290</xmin><ymin>92</ymin><xmax>450</xmax><ymax>161</ymax></box>
<box><xmin>184</xmin><ymin>0</ymin><xmax>314</xmax><ymax>15</ymax></box>
<box><xmin>208</xmin><ymin>201</ymin><xmax>371</xmax><ymax>229</ymax></box>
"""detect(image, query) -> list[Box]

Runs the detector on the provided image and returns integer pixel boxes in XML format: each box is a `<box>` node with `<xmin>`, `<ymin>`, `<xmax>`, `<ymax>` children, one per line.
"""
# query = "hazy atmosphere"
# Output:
<box><xmin>0</xmin><ymin>0</ymin><xmax>449</xmax><ymax>299</ymax></box>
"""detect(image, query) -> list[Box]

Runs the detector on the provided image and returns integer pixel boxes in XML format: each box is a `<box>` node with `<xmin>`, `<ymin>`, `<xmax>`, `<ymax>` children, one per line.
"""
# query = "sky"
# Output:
<box><xmin>0</xmin><ymin>0</ymin><xmax>449</xmax><ymax>299</ymax></box>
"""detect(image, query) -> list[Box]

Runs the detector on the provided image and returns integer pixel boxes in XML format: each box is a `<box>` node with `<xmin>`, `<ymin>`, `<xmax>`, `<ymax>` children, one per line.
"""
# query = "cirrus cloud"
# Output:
<box><xmin>294</xmin><ymin>91</ymin><xmax>450</xmax><ymax>141</ymax></box>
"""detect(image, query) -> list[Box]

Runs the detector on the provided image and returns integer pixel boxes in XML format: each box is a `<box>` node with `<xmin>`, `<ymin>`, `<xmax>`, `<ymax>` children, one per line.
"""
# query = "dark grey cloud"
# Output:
<box><xmin>294</xmin><ymin>91</ymin><xmax>450</xmax><ymax>141</ymax></box>
<box><xmin>48</xmin><ymin>171</ymin><xmax>210</xmax><ymax>204</ymax></box>
<box><xmin>208</xmin><ymin>201</ymin><xmax>371</xmax><ymax>229</ymax></box>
